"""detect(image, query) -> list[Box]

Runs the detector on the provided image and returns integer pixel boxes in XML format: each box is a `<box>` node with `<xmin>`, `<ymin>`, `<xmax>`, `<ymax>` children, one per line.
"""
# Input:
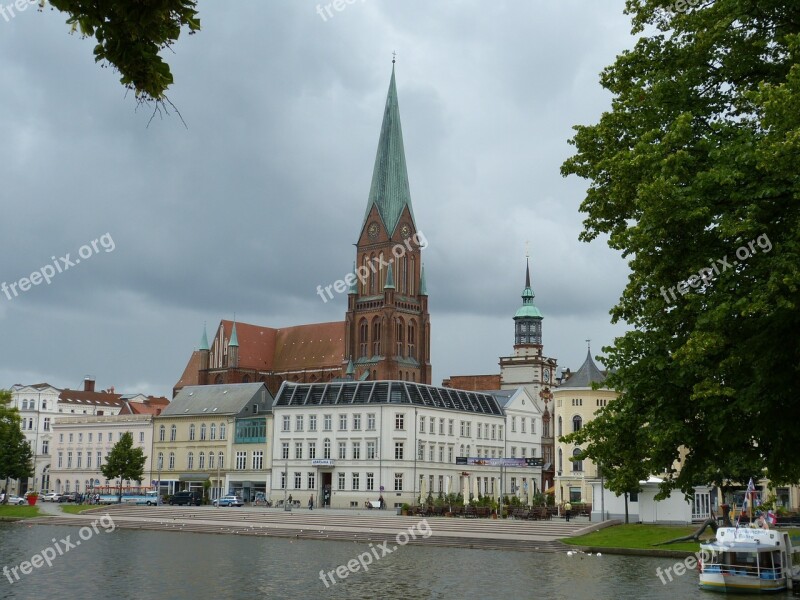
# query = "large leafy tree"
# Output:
<box><xmin>47</xmin><ymin>0</ymin><xmax>200</xmax><ymax>102</ymax></box>
<box><xmin>561</xmin><ymin>0</ymin><xmax>800</xmax><ymax>498</ymax></box>
<box><xmin>0</xmin><ymin>390</ymin><xmax>34</xmax><ymax>502</ymax></box>
<box><xmin>101</xmin><ymin>431</ymin><xmax>146</xmax><ymax>502</ymax></box>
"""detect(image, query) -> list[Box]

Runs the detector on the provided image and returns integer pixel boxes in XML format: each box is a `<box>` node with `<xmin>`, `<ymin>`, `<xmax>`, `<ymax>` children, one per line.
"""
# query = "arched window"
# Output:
<box><xmin>572</xmin><ymin>448</ymin><xmax>583</xmax><ymax>472</ymax></box>
<box><xmin>396</xmin><ymin>318</ymin><xmax>405</xmax><ymax>357</ymax></box>
<box><xmin>210</xmin><ymin>423</ymin><xmax>216</xmax><ymax>440</ymax></box>
<box><xmin>410</xmin><ymin>255</ymin><xmax>415</xmax><ymax>296</ymax></box>
<box><xmin>372</xmin><ymin>318</ymin><xmax>381</xmax><ymax>355</ymax></box>
<box><xmin>200</xmin><ymin>423</ymin><xmax>207</xmax><ymax>441</ymax></box>
<box><xmin>402</xmin><ymin>255</ymin><xmax>409</xmax><ymax>294</ymax></box>
<box><xmin>558</xmin><ymin>448</ymin><xmax>563</xmax><ymax>473</ymax></box>
<box><xmin>558</xmin><ymin>416</ymin><xmax>563</xmax><ymax>437</ymax></box>
<box><xmin>359</xmin><ymin>319</ymin><xmax>369</xmax><ymax>358</ymax></box>
<box><xmin>189</xmin><ymin>424</ymin><xmax>196</xmax><ymax>441</ymax></box>
<box><xmin>198</xmin><ymin>452</ymin><xmax>205</xmax><ymax>470</ymax></box>
<box><xmin>208</xmin><ymin>452</ymin><xmax>215</xmax><ymax>469</ymax></box>
<box><xmin>362</xmin><ymin>255</ymin><xmax>370</xmax><ymax>295</ymax></box>
<box><xmin>168</xmin><ymin>452</ymin><xmax>175</xmax><ymax>470</ymax></box>
<box><xmin>572</xmin><ymin>416</ymin><xmax>582</xmax><ymax>433</ymax></box>
<box><xmin>369</xmin><ymin>253</ymin><xmax>376</xmax><ymax>294</ymax></box>
<box><xmin>379</xmin><ymin>252</ymin><xmax>385</xmax><ymax>289</ymax></box>
<box><xmin>460</xmin><ymin>444</ymin><xmax>464</xmax><ymax>456</ymax></box>
<box><xmin>159</xmin><ymin>425</ymin><xmax>166</xmax><ymax>442</ymax></box>
<box><xmin>187</xmin><ymin>452</ymin><xmax>194</xmax><ymax>470</ymax></box>
<box><xmin>157</xmin><ymin>452</ymin><xmax>164</xmax><ymax>470</ymax></box>
<box><xmin>407</xmin><ymin>322</ymin><xmax>416</xmax><ymax>359</ymax></box>
<box><xmin>218</xmin><ymin>452</ymin><xmax>224</xmax><ymax>468</ymax></box>
<box><xmin>170</xmin><ymin>425</ymin><xmax>177</xmax><ymax>441</ymax></box>
<box><xmin>219</xmin><ymin>422</ymin><xmax>226</xmax><ymax>440</ymax></box>
<box><xmin>323</xmin><ymin>438</ymin><xmax>331</xmax><ymax>459</ymax></box>
<box><xmin>65</xmin><ymin>481</ymin><xmax>70</xmax><ymax>492</ymax></box>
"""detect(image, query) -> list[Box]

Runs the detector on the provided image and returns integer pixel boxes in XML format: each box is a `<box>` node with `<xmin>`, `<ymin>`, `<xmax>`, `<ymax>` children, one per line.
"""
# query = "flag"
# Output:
<box><xmin>768</xmin><ymin>510</ymin><xmax>778</xmax><ymax>526</ymax></box>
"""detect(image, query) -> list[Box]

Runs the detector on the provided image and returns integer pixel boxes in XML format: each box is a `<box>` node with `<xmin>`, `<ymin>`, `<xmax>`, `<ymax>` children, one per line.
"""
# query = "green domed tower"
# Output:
<box><xmin>514</xmin><ymin>258</ymin><xmax>544</xmax><ymax>348</ymax></box>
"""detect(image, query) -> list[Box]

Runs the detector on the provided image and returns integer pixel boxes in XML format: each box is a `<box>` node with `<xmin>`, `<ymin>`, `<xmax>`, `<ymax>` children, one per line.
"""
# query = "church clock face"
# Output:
<box><xmin>368</xmin><ymin>222</ymin><xmax>380</xmax><ymax>239</ymax></box>
<box><xmin>544</xmin><ymin>369</ymin><xmax>550</xmax><ymax>383</ymax></box>
<box><xmin>400</xmin><ymin>224</ymin><xmax>411</xmax><ymax>239</ymax></box>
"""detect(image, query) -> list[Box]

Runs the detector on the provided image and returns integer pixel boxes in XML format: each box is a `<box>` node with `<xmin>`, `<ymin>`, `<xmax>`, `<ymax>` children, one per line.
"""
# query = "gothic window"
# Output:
<box><xmin>359</xmin><ymin>319</ymin><xmax>369</xmax><ymax>358</ymax></box>
<box><xmin>372</xmin><ymin>318</ymin><xmax>381</xmax><ymax>355</ymax></box>
<box><xmin>410</xmin><ymin>256</ymin><xmax>415</xmax><ymax>296</ymax></box>
<box><xmin>407</xmin><ymin>322</ymin><xmax>416</xmax><ymax>359</ymax></box>
<box><xmin>369</xmin><ymin>253</ymin><xmax>376</xmax><ymax>294</ymax></box>
<box><xmin>572</xmin><ymin>416</ymin><xmax>582</xmax><ymax>433</ymax></box>
<box><xmin>402</xmin><ymin>255</ymin><xmax>409</xmax><ymax>294</ymax></box>
<box><xmin>396</xmin><ymin>318</ymin><xmax>405</xmax><ymax>357</ymax></box>
<box><xmin>572</xmin><ymin>448</ymin><xmax>583</xmax><ymax>472</ymax></box>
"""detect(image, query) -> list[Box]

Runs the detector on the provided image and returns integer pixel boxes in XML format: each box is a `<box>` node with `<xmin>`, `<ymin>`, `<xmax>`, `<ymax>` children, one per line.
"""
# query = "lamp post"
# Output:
<box><xmin>157</xmin><ymin>455</ymin><xmax>163</xmax><ymax>506</ymax></box>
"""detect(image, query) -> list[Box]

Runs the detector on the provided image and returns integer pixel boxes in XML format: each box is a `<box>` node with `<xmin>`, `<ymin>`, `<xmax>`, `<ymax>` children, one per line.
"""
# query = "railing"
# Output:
<box><xmin>702</xmin><ymin>564</ymin><xmax>783</xmax><ymax>580</ymax></box>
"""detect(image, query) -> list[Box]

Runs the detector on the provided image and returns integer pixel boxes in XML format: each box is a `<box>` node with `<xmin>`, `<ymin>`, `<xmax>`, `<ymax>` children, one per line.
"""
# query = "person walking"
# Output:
<box><xmin>308</xmin><ymin>495</ymin><xmax>314</xmax><ymax>511</ymax></box>
<box><xmin>564</xmin><ymin>501</ymin><xmax>572</xmax><ymax>522</ymax></box>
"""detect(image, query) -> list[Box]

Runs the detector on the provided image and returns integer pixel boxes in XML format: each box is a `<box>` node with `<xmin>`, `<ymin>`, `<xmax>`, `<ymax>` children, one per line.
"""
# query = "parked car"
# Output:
<box><xmin>4</xmin><ymin>495</ymin><xmax>26</xmax><ymax>505</ymax></box>
<box><xmin>168</xmin><ymin>491</ymin><xmax>202</xmax><ymax>506</ymax></box>
<box><xmin>58</xmin><ymin>492</ymin><xmax>77</xmax><ymax>503</ymax></box>
<box><xmin>43</xmin><ymin>492</ymin><xmax>61</xmax><ymax>502</ymax></box>
<box><xmin>213</xmin><ymin>495</ymin><xmax>244</xmax><ymax>507</ymax></box>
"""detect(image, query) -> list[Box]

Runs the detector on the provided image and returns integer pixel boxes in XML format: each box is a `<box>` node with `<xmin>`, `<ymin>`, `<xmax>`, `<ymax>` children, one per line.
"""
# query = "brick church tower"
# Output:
<box><xmin>343</xmin><ymin>63</ymin><xmax>431</xmax><ymax>383</ymax></box>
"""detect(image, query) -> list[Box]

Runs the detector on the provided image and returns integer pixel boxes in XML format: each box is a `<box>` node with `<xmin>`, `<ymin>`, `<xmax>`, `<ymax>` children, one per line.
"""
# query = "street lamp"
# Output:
<box><xmin>157</xmin><ymin>455</ymin><xmax>163</xmax><ymax>506</ymax></box>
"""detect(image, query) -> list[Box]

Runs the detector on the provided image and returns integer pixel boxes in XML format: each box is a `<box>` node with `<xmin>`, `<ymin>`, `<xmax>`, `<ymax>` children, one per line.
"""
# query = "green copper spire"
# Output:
<box><xmin>419</xmin><ymin>263</ymin><xmax>428</xmax><ymax>296</ymax></box>
<box><xmin>229</xmin><ymin>321</ymin><xmax>239</xmax><ymax>347</ymax></box>
<box><xmin>515</xmin><ymin>258</ymin><xmax>543</xmax><ymax>319</ymax></box>
<box><xmin>346</xmin><ymin>356</ymin><xmax>355</xmax><ymax>378</ymax></box>
<box><xmin>384</xmin><ymin>262</ymin><xmax>395</xmax><ymax>289</ymax></box>
<box><xmin>362</xmin><ymin>64</ymin><xmax>416</xmax><ymax>236</ymax></box>
<box><xmin>199</xmin><ymin>324</ymin><xmax>209</xmax><ymax>351</ymax></box>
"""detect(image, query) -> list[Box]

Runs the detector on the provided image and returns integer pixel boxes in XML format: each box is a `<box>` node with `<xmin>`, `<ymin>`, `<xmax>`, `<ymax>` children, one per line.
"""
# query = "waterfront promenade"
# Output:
<box><xmin>27</xmin><ymin>503</ymin><xmax>607</xmax><ymax>552</ymax></box>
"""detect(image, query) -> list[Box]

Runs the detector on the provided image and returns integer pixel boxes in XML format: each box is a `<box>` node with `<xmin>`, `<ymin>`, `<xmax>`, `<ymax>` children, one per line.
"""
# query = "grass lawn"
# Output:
<box><xmin>60</xmin><ymin>505</ymin><xmax>101</xmax><ymax>515</ymax></box>
<box><xmin>563</xmin><ymin>524</ymin><xmax>705</xmax><ymax>553</ymax></box>
<box><xmin>0</xmin><ymin>505</ymin><xmax>42</xmax><ymax>519</ymax></box>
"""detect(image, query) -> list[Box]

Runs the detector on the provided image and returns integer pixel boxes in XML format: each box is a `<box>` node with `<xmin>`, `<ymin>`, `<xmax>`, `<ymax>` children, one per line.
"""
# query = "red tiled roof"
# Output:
<box><xmin>121</xmin><ymin>397</ymin><xmax>170</xmax><ymax>415</ymax></box>
<box><xmin>59</xmin><ymin>389</ymin><xmax>124</xmax><ymax>406</ymax></box>
<box><xmin>175</xmin><ymin>350</ymin><xmax>203</xmax><ymax>388</ymax></box>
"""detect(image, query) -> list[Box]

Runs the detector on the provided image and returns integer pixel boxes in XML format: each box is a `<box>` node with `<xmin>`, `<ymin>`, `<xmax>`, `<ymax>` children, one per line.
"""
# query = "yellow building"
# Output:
<box><xmin>153</xmin><ymin>383</ymin><xmax>273</xmax><ymax>501</ymax></box>
<box><xmin>553</xmin><ymin>349</ymin><xmax>617</xmax><ymax>507</ymax></box>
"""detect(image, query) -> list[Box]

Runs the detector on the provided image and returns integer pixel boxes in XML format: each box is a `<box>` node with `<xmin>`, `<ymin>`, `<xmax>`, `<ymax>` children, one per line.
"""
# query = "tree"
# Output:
<box><xmin>47</xmin><ymin>0</ymin><xmax>201</xmax><ymax>102</ymax></box>
<box><xmin>561</xmin><ymin>0</ymin><xmax>800</xmax><ymax>499</ymax></box>
<box><xmin>562</xmin><ymin>398</ymin><xmax>650</xmax><ymax>522</ymax></box>
<box><xmin>101</xmin><ymin>431</ymin><xmax>146</xmax><ymax>503</ymax></box>
<box><xmin>0</xmin><ymin>390</ymin><xmax>34</xmax><ymax>502</ymax></box>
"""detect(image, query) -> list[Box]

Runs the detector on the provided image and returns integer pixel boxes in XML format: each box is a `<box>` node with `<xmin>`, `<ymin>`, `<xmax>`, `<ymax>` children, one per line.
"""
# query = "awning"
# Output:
<box><xmin>545</xmin><ymin>486</ymin><xmax>555</xmax><ymax>494</ymax></box>
<box><xmin>178</xmin><ymin>473</ymin><xmax>210</xmax><ymax>482</ymax></box>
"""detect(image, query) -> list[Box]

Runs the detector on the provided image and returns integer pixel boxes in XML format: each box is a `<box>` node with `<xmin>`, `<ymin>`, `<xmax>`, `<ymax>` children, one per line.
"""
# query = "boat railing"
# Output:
<box><xmin>703</xmin><ymin>563</ymin><xmax>783</xmax><ymax>579</ymax></box>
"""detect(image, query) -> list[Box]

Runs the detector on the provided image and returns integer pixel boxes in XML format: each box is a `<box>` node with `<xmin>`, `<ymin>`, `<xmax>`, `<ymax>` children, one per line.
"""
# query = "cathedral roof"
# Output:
<box><xmin>559</xmin><ymin>349</ymin><xmax>607</xmax><ymax>388</ymax></box>
<box><xmin>362</xmin><ymin>65</ymin><xmax>416</xmax><ymax>236</ymax></box>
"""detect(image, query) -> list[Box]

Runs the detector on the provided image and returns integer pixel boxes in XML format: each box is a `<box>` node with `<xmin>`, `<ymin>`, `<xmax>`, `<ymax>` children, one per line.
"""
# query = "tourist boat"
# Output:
<box><xmin>699</xmin><ymin>526</ymin><xmax>800</xmax><ymax>593</ymax></box>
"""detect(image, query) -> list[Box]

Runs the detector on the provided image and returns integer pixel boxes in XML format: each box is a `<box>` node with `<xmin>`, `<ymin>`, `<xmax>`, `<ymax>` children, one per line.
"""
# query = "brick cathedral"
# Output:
<box><xmin>174</xmin><ymin>65</ymin><xmax>431</xmax><ymax>397</ymax></box>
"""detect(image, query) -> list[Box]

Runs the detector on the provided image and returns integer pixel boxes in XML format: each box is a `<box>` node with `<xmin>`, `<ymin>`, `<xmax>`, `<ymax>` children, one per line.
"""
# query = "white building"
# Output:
<box><xmin>9</xmin><ymin>383</ymin><xmax>61</xmax><ymax>494</ymax></box>
<box><xmin>590</xmin><ymin>478</ymin><xmax>713</xmax><ymax>524</ymax></box>
<box><xmin>272</xmin><ymin>380</ymin><xmax>543</xmax><ymax>509</ymax></box>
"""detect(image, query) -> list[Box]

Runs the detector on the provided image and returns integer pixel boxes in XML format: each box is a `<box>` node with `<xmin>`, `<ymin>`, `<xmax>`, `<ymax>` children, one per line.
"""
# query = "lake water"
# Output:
<box><xmin>0</xmin><ymin>522</ymin><xmax>776</xmax><ymax>599</ymax></box>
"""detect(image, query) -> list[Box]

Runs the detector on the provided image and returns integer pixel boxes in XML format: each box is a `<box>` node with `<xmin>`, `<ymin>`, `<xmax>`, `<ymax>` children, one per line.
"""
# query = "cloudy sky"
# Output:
<box><xmin>0</xmin><ymin>0</ymin><xmax>636</xmax><ymax>396</ymax></box>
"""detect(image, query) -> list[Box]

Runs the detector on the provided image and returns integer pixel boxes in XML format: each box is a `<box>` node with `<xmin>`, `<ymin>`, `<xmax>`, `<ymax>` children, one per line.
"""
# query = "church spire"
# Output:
<box><xmin>362</xmin><ymin>64</ymin><xmax>416</xmax><ymax>236</ymax></box>
<box><xmin>199</xmin><ymin>324</ymin><xmax>209</xmax><ymax>351</ymax></box>
<box><xmin>514</xmin><ymin>257</ymin><xmax>543</xmax><ymax>347</ymax></box>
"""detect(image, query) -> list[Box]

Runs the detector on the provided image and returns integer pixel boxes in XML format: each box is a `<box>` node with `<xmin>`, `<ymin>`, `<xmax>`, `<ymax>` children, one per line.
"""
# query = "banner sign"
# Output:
<box><xmin>455</xmin><ymin>457</ymin><xmax>543</xmax><ymax>467</ymax></box>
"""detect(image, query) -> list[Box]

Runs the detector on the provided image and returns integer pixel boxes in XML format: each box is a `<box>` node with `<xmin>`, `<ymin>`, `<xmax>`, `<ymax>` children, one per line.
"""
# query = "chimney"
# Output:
<box><xmin>84</xmin><ymin>377</ymin><xmax>96</xmax><ymax>393</ymax></box>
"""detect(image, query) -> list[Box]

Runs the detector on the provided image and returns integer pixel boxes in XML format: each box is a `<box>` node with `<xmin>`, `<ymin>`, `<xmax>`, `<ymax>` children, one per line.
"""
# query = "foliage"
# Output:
<box><xmin>100</xmin><ymin>432</ymin><xmax>146</xmax><ymax>502</ymax></box>
<box><xmin>47</xmin><ymin>0</ymin><xmax>200</xmax><ymax>102</ymax></box>
<box><xmin>560</xmin><ymin>0</ymin><xmax>800</xmax><ymax>499</ymax></box>
<box><xmin>0</xmin><ymin>505</ymin><xmax>41</xmax><ymax>519</ymax></box>
<box><xmin>0</xmin><ymin>390</ymin><xmax>34</xmax><ymax>501</ymax></box>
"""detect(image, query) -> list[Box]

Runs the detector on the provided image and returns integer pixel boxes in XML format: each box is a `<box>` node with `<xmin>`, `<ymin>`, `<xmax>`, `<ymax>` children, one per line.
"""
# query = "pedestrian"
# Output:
<box><xmin>308</xmin><ymin>495</ymin><xmax>314</xmax><ymax>510</ymax></box>
<box><xmin>288</xmin><ymin>494</ymin><xmax>293</xmax><ymax>506</ymax></box>
<box><xmin>379</xmin><ymin>494</ymin><xmax>385</xmax><ymax>509</ymax></box>
<box><xmin>564</xmin><ymin>501</ymin><xmax>572</xmax><ymax>522</ymax></box>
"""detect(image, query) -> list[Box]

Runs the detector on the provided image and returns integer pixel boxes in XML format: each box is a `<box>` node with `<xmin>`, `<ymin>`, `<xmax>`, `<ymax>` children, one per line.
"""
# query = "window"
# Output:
<box><xmin>572</xmin><ymin>416</ymin><xmax>582</xmax><ymax>433</ymax></box>
<box><xmin>558</xmin><ymin>448</ymin><xmax>563</xmax><ymax>472</ymax></box>
<box><xmin>394</xmin><ymin>472</ymin><xmax>403</xmax><ymax>491</ymax></box>
<box><xmin>295</xmin><ymin>442</ymin><xmax>303</xmax><ymax>460</ymax></box>
<box><xmin>460</xmin><ymin>421</ymin><xmax>465</xmax><ymax>436</ymax></box>
<box><xmin>139</xmin><ymin>431</ymin><xmax>145</xmax><ymax>443</ymax></box>
<box><xmin>511</xmin><ymin>417</ymin><xmax>517</xmax><ymax>433</ymax></box>
<box><xmin>572</xmin><ymin>448</ymin><xmax>583</xmax><ymax>472</ymax></box>
<box><xmin>418</xmin><ymin>442</ymin><xmax>424</xmax><ymax>460</ymax></box>
<box><xmin>394</xmin><ymin>442</ymin><xmax>404</xmax><ymax>460</ymax></box>
<box><xmin>280</xmin><ymin>472</ymin><xmax>286</xmax><ymax>490</ymax></box>
<box><xmin>339</xmin><ymin>414</ymin><xmax>347</xmax><ymax>431</ymax></box>
<box><xmin>67</xmin><ymin>452</ymin><xmax>72</xmax><ymax>468</ymax></box>
<box><xmin>448</xmin><ymin>446</ymin><xmax>453</xmax><ymax>462</ymax></box>
<box><xmin>59</xmin><ymin>433</ymin><xmax>63</xmax><ymax>443</ymax></box>
<box><xmin>323</xmin><ymin>438</ymin><xmax>331</xmax><ymax>459</ymax></box>
<box><xmin>491</xmin><ymin>424</ymin><xmax>497</xmax><ymax>440</ymax></box>
<box><xmin>187</xmin><ymin>452</ymin><xmax>194</xmax><ymax>469</ymax></box>
<box><xmin>338</xmin><ymin>472</ymin><xmax>346</xmax><ymax>490</ymax></box>
<box><xmin>570</xmin><ymin>487</ymin><xmax>582</xmax><ymax>503</ymax></box>
<box><xmin>521</xmin><ymin>447</ymin><xmax>526</xmax><ymax>457</ymax></box>
<box><xmin>307</xmin><ymin>472</ymin><xmax>316</xmax><ymax>489</ymax></box>
<box><xmin>395</xmin><ymin>413</ymin><xmax>404</xmax><ymax>430</ymax></box>
<box><xmin>189</xmin><ymin>424</ymin><xmax>196</xmax><ymax>441</ymax></box>
<box><xmin>465</xmin><ymin>422</ymin><xmax>471</xmax><ymax>437</ymax></box>
<box><xmin>208</xmin><ymin>452</ymin><xmax>215</xmax><ymax>469</ymax></box>
<box><xmin>97</xmin><ymin>451</ymin><xmax>102</xmax><ymax>468</ymax></box>
<box><xmin>253</xmin><ymin>451</ymin><xmax>263</xmax><ymax>470</ymax></box>
<box><xmin>57</xmin><ymin>451</ymin><xmax>63</xmax><ymax>468</ymax></box>
<box><xmin>338</xmin><ymin>441</ymin><xmax>347</xmax><ymax>460</ymax></box>
<box><xmin>367</xmin><ymin>413</ymin><xmax>375</xmax><ymax>430</ymax></box>
<box><xmin>199</xmin><ymin>452</ymin><xmax>205</xmax><ymax>470</ymax></box>
<box><xmin>218</xmin><ymin>452</ymin><xmax>224</xmax><ymax>468</ymax></box>
<box><xmin>42</xmin><ymin>440</ymin><xmax>49</xmax><ymax>455</ymax></box>
<box><xmin>281</xmin><ymin>442</ymin><xmax>289</xmax><ymax>460</ymax></box>
<box><xmin>511</xmin><ymin>446</ymin><xmax>517</xmax><ymax>458</ymax></box>
<box><xmin>219</xmin><ymin>422</ymin><xmax>226</xmax><ymax>439</ymax></box>
<box><xmin>366</xmin><ymin>472</ymin><xmax>374</xmax><ymax>491</ymax></box>
<box><xmin>295</xmin><ymin>415</ymin><xmax>304</xmax><ymax>432</ymax></box>
<box><xmin>429</xmin><ymin>418</ymin><xmax>435</xmax><ymax>434</ymax></box>
<box><xmin>88</xmin><ymin>432</ymin><xmax>92</xmax><ymax>442</ymax></box>
<box><xmin>428</xmin><ymin>445</ymin><xmax>434</xmax><ymax>461</ymax></box>
<box><xmin>308</xmin><ymin>441</ymin><xmax>316</xmax><ymax>459</ymax></box>
<box><xmin>77</xmin><ymin>452</ymin><xmax>82</xmax><ymax>468</ymax></box>
<box><xmin>439</xmin><ymin>418</ymin><xmax>445</xmax><ymax>435</ymax></box>
<box><xmin>43</xmin><ymin>417</ymin><xmax>50</xmax><ymax>431</ymax></box>
<box><xmin>352</xmin><ymin>441</ymin><xmax>361</xmax><ymax>460</ymax></box>
<box><xmin>200</xmin><ymin>423</ymin><xmax>207</xmax><ymax>440</ymax></box>
<box><xmin>170</xmin><ymin>425</ymin><xmax>177</xmax><ymax>441</ymax></box>
<box><xmin>419</xmin><ymin>416</ymin><xmax>425</xmax><ymax>433</ymax></box>
<box><xmin>521</xmin><ymin>418</ymin><xmax>526</xmax><ymax>434</ymax></box>
<box><xmin>309</xmin><ymin>415</ymin><xmax>317</xmax><ymax>432</ymax></box>
<box><xmin>367</xmin><ymin>441</ymin><xmax>376</xmax><ymax>459</ymax></box>
<box><xmin>168</xmin><ymin>452</ymin><xmax>175</xmax><ymax>470</ymax></box>
<box><xmin>236</xmin><ymin>452</ymin><xmax>246</xmax><ymax>470</ymax></box>
<box><xmin>558</xmin><ymin>416</ymin><xmax>563</xmax><ymax>437</ymax></box>
<box><xmin>159</xmin><ymin>425</ymin><xmax>165</xmax><ymax>442</ymax></box>
<box><xmin>352</xmin><ymin>473</ymin><xmax>360</xmax><ymax>490</ymax></box>
<box><xmin>448</xmin><ymin>419</ymin><xmax>454</xmax><ymax>436</ymax></box>
<box><xmin>69</xmin><ymin>433</ymin><xmax>73</xmax><ymax>442</ymax></box>
<box><xmin>438</xmin><ymin>446</ymin><xmax>444</xmax><ymax>462</ymax></box>
<box><xmin>531</xmin><ymin>419</ymin><xmax>535</xmax><ymax>434</ymax></box>
<box><xmin>282</xmin><ymin>416</ymin><xmax>290</xmax><ymax>432</ymax></box>
<box><xmin>323</xmin><ymin>415</ymin><xmax>332</xmax><ymax>431</ymax></box>
<box><xmin>477</xmin><ymin>423</ymin><xmax>482</xmax><ymax>439</ymax></box>
<box><xmin>353</xmin><ymin>414</ymin><xmax>361</xmax><ymax>431</ymax></box>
